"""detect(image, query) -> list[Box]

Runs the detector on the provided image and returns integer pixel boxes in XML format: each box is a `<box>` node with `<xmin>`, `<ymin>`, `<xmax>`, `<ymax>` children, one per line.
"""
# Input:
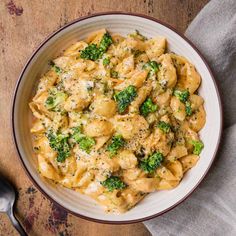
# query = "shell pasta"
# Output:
<box><xmin>29</xmin><ymin>29</ymin><xmax>206</xmax><ymax>213</ymax></box>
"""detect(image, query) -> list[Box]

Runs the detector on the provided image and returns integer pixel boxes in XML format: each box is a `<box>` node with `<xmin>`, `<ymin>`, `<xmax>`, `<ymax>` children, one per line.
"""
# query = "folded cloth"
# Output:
<box><xmin>144</xmin><ymin>0</ymin><xmax>236</xmax><ymax>235</ymax></box>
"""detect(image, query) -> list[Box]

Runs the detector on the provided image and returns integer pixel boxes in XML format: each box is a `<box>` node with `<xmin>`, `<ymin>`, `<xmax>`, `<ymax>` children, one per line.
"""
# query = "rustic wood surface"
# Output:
<box><xmin>0</xmin><ymin>0</ymin><xmax>209</xmax><ymax>235</ymax></box>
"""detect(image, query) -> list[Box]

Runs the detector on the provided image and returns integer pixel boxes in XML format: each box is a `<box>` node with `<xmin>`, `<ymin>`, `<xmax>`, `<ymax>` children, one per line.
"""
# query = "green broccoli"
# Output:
<box><xmin>101</xmin><ymin>176</ymin><xmax>126</xmax><ymax>192</ymax></box>
<box><xmin>185</xmin><ymin>101</ymin><xmax>192</xmax><ymax>116</ymax></box>
<box><xmin>173</xmin><ymin>89</ymin><xmax>190</xmax><ymax>103</ymax></box>
<box><xmin>72</xmin><ymin>126</ymin><xmax>95</xmax><ymax>153</ymax></box>
<box><xmin>114</xmin><ymin>85</ymin><xmax>137</xmax><ymax>113</ymax></box>
<box><xmin>80</xmin><ymin>44</ymin><xmax>101</xmax><ymax>61</ymax></box>
<box><xmin>99</xmin><ymin>32</ymin><xmax>113</xmax><ymax>52</ymax></box>
<box><xmin>71</xmin><ymin>126</ymin><xmax>83</xmax><ymax>142</ymax></box>
<box><xmin>103</xmin><ymin>57</ymin><xmax>110</xmax><ymax>66</ymax></box>
<box><xmin>80</xmin><ymin>32</ymin><xmax>112</xmax><ymax>61</ymax></box>
<box><xmin>45</xmin><ymin>96</ymin><xmax>54</xmax><ymax>108</ymax></box>
<box><xmin>190</xmin><ymin>140</ymin><xmax>204</xmax><ymax>155</ymax></box>
<box><xmin>140</xmin><ymin>97</ymin><xmax>158</xmax><ymax>117</ymax></box>
<box><xmin>54</xmin><ymin>66</ymin><xmax>62</xmax><ymax>74</ymax></box>
<box><xmin>143</xmin><ymin>61</ymin><xmax>161</xmax><ymax>73</ymax></box>
<box><xmin>173</xmin><ymin>89</ymin><xmax>193</xmax><ymax>115</ymax></box>
<box><xmin>78</xmin><ymin>137</ymin><xmax>96</xmax><ymax>153</ymax></box>
<box><xmin>50</xmin><ymin>61</ymin><xmax>63</xmax><ymax>74</ymax></box>
<box><xmin>157</xmin><ymin>121</ymin><xmax>171</xmax><ymax>133</ymax></box>
<box><xmin>47</xmin><ymin>131</ymin><xmax>71</xmax><ymax>162</ymax></box>
<box><xmin>107</xmin><ymin>135</ymin><xmax>125</xmax><ymax>157</ymax></box>
<box><xmin>45</xmin><ymin>88</ymin><xmax>68</xmax><ymax>111</ymax></box>
<box><xmin>139</xmin><ymin>152</ymin><xmax>163</xmax><ymax>173</ymax></box>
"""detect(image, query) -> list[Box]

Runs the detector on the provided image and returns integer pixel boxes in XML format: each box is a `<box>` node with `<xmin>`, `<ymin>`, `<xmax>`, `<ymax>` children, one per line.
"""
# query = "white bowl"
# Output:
<box><xmin>12</xmin><ymin>12</ymin><xmax>222</xmax><ymax>223</ymax></box>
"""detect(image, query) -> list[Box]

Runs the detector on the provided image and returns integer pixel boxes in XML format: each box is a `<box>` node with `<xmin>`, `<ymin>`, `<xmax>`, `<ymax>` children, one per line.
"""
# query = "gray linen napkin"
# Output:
<box><xmin>144</xmin><ymin>0</ymin><xmax>236</xmax><ymax>235</ymax></box>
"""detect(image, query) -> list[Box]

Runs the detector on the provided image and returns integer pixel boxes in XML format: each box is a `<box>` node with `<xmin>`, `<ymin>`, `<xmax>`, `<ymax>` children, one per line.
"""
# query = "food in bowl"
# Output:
<box><xmin>29</xmin><ymin>29</ymin><xmax>206</xmax><ymax>213</ymax></box>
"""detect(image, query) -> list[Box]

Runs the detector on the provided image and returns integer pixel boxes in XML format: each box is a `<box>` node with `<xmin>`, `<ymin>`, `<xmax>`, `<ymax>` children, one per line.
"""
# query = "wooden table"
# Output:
<box><xmin>0</xmin><ymin>0</ymin><xmax>209</xmax><ymax>235</ymax></box>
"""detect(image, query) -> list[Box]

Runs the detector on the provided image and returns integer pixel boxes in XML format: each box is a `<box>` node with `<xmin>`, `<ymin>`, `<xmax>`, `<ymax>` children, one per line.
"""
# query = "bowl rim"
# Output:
<box><xmin>11</xmin><ymin>11</ymin><xmax>223</xmax><ymax>224</ymax></box>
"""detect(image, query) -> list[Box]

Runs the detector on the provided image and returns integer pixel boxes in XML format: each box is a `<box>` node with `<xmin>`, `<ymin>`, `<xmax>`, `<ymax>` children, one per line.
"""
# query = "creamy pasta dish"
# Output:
<box><xmin>30</xmin><ymin>29</ymin><xmax>206</xmax><ymax>213</ymax></box>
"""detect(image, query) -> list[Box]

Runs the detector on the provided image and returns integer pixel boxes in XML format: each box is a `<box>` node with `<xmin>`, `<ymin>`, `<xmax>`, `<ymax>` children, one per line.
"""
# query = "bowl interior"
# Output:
<box><xmin>12</xmin><ymin>13</ymin><xmax>222</xmax><ymax>223</ymax></box>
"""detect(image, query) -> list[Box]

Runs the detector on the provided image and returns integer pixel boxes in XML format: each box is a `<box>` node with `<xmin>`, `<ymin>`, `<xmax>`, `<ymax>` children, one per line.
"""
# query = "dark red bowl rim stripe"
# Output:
<box><xmin>11</xmin><ymin>11</ymin><xmax>223</xmax><ymax>225</ymax></box>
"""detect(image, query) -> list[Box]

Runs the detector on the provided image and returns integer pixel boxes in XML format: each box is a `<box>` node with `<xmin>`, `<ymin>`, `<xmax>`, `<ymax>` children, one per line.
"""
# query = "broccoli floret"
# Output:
<box><xmin>107</xmin><ymin>135</ymin><xmax>125</xmax><ymax>157</ymax></box>
<box><xmin>174</xmin><ymin>89</ymin><xmax>193</xmax><ymax>115</ymax></box>
<box><xmin>185</xmin><ymin>101</ymin><xmax>192</xmax><ymax>116</ymax></box>
<box><xmin>190</xmin><ymin>140</ymin><xmax>204</xmax><ymax>155</ymax></box>
<box><xmin>143</xmin><ymin>61</ymin><xmax>161</xmax><ymax>73</ymax></box>
<box><xmin>50</xmin><ymin>61</ymin><xmax>63</xmax><ymax>74</ymax></box>
<box><xmin>99</xmin><ymin>32</ymin><xmax>113</xmax><ymax>52</ymax></box>
<box><xmin>103</xmin><ymin>57</ymin><xmax>110</xmax><ymax>66</ymax></box>
<box><xmin>80</xmin><ymin>44</ymin><xmax>102</xmax><ymax>61</ymax></box>
<box><xmin>140</xmin><ymin>97</ymin><xmax>158</xmax><ymax>117</ymax></box>
<box><xmin>45</xmin><ymin>96</ymin><xmax>54</xmax><ymax>108</ymax></box>
<box><xmin>72</xmin><ymin>126</ymin><xmax>95</xmax><ymax>153</ymax></box>
<box><xmin>78</xmin><ymin>137</ymin><xmax>96</xmax><ymax>153</ymax></box>
<box><xmin>173</xmin><ymin>89</ymin><xmax>190</xmax><ymax>103</ymax></box>
<box><xmin>45</xmin><ymin>88</ymin><xmax>68</xmax><ymax>111</ymax></box>
<box><xmin>80</xmin><ymin>32</ymin><xmax>112</xmax><ymax>61</ymax></box>
<box><xmin>54</xmin><ymin>66</ymin><xmax>62</xmax><ymax>74</ymax></box>
<box><xmin>114</xmin><ymin>85</ymin><xmax>137</xmax><ymax>113</ymax></box>
<box><xmin>157</xmin><ymin>121</ymin><xmax>171</xmax><ymax>133</ymax></box>
<box><xmin>71</xmin><ymin>126</ymin><xmax>83</xmax><ymax>142</ymax></box>
<box><xmin>139</xmin><ymin>152</ymin><xmax>163</xmax><ymax>173</ymax></box>
<box><xmin>47</xmin><ymin>131</ymin><xmax>71</xmax><ymax>162</ymax></box>
<box><xmin>101</xmin><ymin>176</ymin><xmax>126</xmax><ymax>192</ymax></box>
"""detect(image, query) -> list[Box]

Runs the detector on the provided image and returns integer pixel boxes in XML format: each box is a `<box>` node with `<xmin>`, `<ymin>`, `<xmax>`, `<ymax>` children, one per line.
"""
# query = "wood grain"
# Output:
<box><xmin>0</xmin><ymin>0</ymin><xmax>209</xmax><ymax>235</ymax></box>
